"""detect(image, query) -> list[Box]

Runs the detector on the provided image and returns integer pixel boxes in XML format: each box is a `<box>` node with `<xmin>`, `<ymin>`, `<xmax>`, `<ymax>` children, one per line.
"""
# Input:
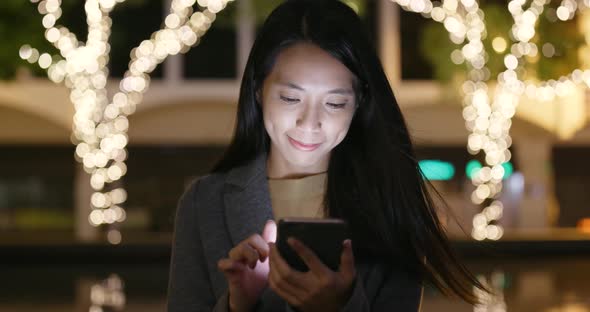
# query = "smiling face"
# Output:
<box><xmin>261</xmin><ymin>42</ymin><xmax>357</xmax><ymax>179</ymax></box>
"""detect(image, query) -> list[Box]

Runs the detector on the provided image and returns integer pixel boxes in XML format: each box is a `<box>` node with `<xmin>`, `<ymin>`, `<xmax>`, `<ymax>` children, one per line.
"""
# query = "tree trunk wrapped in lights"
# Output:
<box><xmin>20</xmin><ymin>0</ymin><xmax>234</xmax><ymax>238</ymax></box>
<box><xmin>391</xmin><ymin>0</ymin><xmax>590</xmax><ymax>240</ymax></box>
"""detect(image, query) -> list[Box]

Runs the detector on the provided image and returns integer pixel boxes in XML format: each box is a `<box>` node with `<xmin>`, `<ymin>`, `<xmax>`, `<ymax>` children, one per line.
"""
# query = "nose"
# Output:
<box><xmin>296</xmin><ymin>104</ymin><xmax>322</xmax><ymax>131</ymax></box>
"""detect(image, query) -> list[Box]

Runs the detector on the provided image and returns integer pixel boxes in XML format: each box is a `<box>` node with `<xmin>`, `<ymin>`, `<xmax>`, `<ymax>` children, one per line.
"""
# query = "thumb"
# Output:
<box><xmin>262</xmin><ymin>219</ymin><xmax>277</xmax><ymax>243</ymax></box>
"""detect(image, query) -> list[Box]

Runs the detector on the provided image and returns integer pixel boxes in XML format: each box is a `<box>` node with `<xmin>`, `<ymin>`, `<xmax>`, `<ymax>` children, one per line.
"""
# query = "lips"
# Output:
<box><xmin>288</xmin><ymin>136</ymin><xmax>321</xmax><ymax>151</ymax></box>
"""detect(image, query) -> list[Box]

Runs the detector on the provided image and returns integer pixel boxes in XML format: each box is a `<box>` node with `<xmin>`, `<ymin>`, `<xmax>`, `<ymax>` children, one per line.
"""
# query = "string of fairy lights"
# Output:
<box><xmin>21</xmin><ymin>0</ymin><xmax>233</xmax><ymax>242</ymax></box>
<box><xmin>467</xmin><ymin>0</ymin><xmax>589</xmax><ymax>240</ymax></box>
<box><xmin>390</xmin><ymin>0</ymin><xmax>507</xmax><ymax>240</ymax></box>
<box><xmin>392</xmin><ymin>0</ymin><xmax>589</xmax><ymax>240</ymax></box>
<box><xmin>507</xmin><ymin>0</ymin><xmax>590</xmax><ymax>102</ymax></box>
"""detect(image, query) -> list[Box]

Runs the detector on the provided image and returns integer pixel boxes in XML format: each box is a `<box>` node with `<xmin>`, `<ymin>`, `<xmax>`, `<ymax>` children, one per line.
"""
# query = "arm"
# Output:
<box><xmin>167</xmin><ymin>178</ymin><xmax>231</xmax><ymax>312</ymax></box>
<box><xmin>342</xmin><ymin>262</ymin><xmax>422</xmax><ymax>312</ymax></box>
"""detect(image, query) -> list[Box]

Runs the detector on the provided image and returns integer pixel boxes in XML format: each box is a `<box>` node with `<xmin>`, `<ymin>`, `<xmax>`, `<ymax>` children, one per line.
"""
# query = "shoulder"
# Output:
<box><xmin>181</xmin><ymin>172</ymin><xmax>227</xmax><ymax>201</ymax></box>
<box><xmin>174</xmin><ymin>172</ymin><xmax>227</xmax><ymax>222</ymax></box>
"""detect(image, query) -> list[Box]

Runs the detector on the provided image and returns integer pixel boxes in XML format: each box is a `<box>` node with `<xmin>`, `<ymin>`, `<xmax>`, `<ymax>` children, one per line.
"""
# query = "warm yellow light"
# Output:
<box><xmin>556</xmin><ymin>6</ymin><xmax>571</xmax><ymax>21</ymax></box>
<box><xmin>578</xmin><ymin>218</ymin><xmax>590</xmax><ymax>234</ymax></box>
<box><xmin>504</xmin><ymin>54</ymin><xmax>518</xmax><ymax>70</ymax></box>
<box><xmin>492</xmin><ymin>37</ymin><xmax>507</xmax><ymax>53</ymax></box>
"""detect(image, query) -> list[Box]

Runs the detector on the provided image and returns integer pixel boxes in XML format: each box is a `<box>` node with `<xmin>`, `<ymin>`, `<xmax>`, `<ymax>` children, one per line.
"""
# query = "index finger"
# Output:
<box><xmin>247</xmin><ymin>234</ymin><xmax>271</xmax><ymax>260</ymax></box>
<box><xmin>287</xmin><ymin>237</ymin><xmax>331</xmax><ymax>276</ymax></box>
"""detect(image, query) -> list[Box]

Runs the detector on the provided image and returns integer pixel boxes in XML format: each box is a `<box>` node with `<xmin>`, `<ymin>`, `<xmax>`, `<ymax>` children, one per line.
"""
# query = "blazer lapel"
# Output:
<box><xmin>224</xmin><ymin>153</ymin><xmax>274</xmax><ymax>247</ymax></box>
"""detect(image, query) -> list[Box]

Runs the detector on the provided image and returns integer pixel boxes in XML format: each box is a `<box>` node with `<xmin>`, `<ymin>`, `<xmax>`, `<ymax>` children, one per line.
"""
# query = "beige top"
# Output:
<box><xmin>267</xmin><ymin>172</ymin><xmax>327</xmax><ymax>222</ymax></box>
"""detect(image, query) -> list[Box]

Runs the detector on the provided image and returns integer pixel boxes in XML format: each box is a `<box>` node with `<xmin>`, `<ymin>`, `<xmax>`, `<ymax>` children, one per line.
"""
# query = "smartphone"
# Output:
<box><xmin>276</xmin><ymin>217</ymin><xmax>350</xmax><ymax>272</ymax></box>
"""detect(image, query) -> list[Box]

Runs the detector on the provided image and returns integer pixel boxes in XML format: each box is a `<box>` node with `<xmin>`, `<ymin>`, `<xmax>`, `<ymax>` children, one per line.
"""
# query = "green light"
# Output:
<box><xmin>419</xmin><ymin>160</ymin><xmax>455</xmax><ymax>181</ymax></box>
<box><xmin>466</xmin><ymin>160</ymin><xmax>513</xmax><ymax>180</ymax></box>
<box><xmin>502</xmin><ymin>162</ymin><xmax>513</xmax><ymax>179</ymax></box>
<box><xmin>466</xmin><ymin>160</ymin><xmax>482</xmax><ymax>180</ymax></box>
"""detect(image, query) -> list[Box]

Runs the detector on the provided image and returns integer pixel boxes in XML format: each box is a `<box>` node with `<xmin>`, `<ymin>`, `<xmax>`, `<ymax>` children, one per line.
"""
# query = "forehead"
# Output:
<box><xmin>267</xmin><ymin>42</ymin><xmax>355</xmax><ymax>88</ymax></box>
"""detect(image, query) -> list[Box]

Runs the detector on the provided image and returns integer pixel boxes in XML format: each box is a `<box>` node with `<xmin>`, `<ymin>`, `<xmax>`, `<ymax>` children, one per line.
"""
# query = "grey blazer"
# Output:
<box><xmin>167</xmin><ymin>153</ymin><xmax>422</xmax><ymax>312</ymax></box>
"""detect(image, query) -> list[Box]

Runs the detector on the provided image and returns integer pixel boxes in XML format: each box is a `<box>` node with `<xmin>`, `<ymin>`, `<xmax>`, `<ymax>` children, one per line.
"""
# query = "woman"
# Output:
<box><xmin>167</xmin><ymin>0</ymin><xmax>487</xmax><ymax>311</ymax></box>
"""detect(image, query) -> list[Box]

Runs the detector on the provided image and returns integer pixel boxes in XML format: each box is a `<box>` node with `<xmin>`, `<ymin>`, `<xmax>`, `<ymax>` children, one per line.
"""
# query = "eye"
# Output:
<box><xmin>280</xmin><ymin>95</ymin><xmax>299</xmax><ymax>103</ymax></box>
<box><xmin>327</xmin><ymin>102</ymin><xmax>347</xmax><ymax>109</ymax></box>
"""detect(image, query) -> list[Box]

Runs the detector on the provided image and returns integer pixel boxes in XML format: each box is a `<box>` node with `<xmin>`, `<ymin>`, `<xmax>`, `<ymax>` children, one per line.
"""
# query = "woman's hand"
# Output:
<box><xmin>268</xmin><ymin>238</ymin><xmax>356</xmax><ymax>312</ymax></box>
<box><xmin>217</xmin><ymin>220</ymin><xmax>277</xmax><ymax>312</ymax></box>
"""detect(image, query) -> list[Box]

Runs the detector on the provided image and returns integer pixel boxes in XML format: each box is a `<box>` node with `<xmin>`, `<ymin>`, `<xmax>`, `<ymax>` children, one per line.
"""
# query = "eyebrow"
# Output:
<box><xmin>278</xmin><ymin>82</ymin><xmax>354</xmax><ymax>95</ymax></box>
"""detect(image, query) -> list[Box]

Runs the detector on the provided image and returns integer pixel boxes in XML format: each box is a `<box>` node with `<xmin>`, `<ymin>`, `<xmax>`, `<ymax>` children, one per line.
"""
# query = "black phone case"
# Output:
<box><xmin>276</xmin><ymin>218</ymin><xmax>349</xmax><ymax>272</ymax></box>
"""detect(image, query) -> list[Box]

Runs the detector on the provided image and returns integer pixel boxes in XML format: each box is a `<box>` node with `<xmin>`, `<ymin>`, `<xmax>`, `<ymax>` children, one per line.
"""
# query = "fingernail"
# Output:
<box><xmin>343</xmin><ymin>239</ymin><xmax>351</xmax><ymax>248</ymax></box>
<box><xmin>287</xmin><ymin>237</ymin><xmax>297</xmax><ymax>247</ymax></box>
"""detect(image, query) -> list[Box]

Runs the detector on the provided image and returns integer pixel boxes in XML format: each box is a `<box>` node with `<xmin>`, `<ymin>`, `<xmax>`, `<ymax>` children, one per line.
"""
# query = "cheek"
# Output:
<box><xmin>264</xmin><ymin>104</ymin><xmax>295</xmax><ymax>133</ymax></box>
<box><xmin>328</xmin><ymin>112</ymin><xmax>355</xmax><ymax>143</ymax></box>
<box><xmin>262</xmin><ymin>107</ymin><xmax>273</xmax><ymax>131</ymax></box>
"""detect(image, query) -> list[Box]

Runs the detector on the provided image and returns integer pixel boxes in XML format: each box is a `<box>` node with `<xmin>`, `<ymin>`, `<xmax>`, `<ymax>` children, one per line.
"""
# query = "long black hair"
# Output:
<box><xmin>213</xmin><ymin>0</ymin><xmax>487</xmax><ymax>304</ymax></box>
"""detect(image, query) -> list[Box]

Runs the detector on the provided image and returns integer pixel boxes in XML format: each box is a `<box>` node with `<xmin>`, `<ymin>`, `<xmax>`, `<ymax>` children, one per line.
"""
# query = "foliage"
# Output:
<box><xmin>421</xmin><ymin>2</ymin><xmax>586</xmax><ymax>82</ymax></box>
<box><xmin>1</xmin><ymin>0</ymin><xmax>365</xmax><ymax>80</ymax></box>
<box><xmin>0</xmin><ymin>0</ymin><xmax>148</xmax><ymax>80</ymax></box>
<box><xmin>0</xmin><ymin>0</ymin><xmax>60</xmax><ymax>79</ymax></box>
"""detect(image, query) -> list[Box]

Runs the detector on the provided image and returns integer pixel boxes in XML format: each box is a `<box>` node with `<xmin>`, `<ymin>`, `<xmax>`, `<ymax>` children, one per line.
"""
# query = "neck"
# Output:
<box><xmin>266</xmin><ymin>151</ymin><xmax>328</xmax><ymax>179</ymax></box>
